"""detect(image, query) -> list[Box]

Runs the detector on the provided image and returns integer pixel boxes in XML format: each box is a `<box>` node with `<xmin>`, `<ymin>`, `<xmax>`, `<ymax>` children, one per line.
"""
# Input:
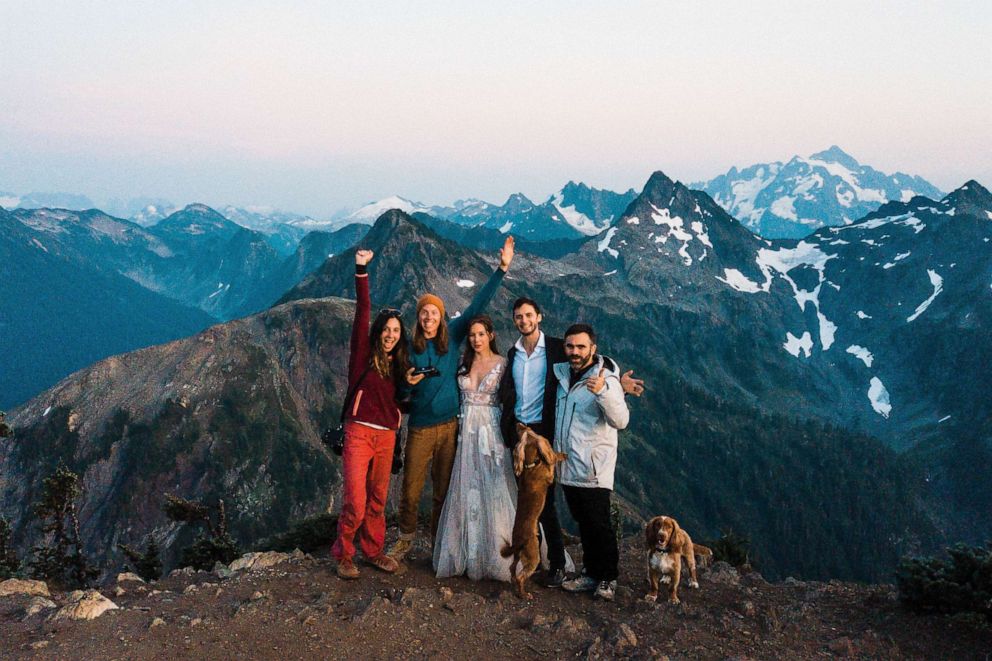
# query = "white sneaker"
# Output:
<box><xmin>594</xmin><ymin>580</ymin><xmax>617</xmax><ymax>601</ymax></box>
<box><xmin>562</xmin><ymin>575</ymin><xmax>598</xmax><ymax>593</ymax></box>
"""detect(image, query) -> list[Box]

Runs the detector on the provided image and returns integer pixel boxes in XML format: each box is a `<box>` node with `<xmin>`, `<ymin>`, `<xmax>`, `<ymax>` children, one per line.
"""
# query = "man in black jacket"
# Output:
<box><xmin>499</xmin><ymin>297</ymin><xmax>644</xmax><ymax>586</ymax></box>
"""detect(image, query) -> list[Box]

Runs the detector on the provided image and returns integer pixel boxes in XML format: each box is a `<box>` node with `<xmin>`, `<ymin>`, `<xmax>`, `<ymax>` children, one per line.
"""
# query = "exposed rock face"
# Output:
<box><xmin>51</xmin><ymin>590</ymin><xmax>118</xmax><ymax>621</ymax></box>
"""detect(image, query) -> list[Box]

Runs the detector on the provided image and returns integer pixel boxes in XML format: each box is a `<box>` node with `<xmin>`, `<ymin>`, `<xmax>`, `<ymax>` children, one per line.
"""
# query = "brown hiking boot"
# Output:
<box><xmin>336</xmin><ymin>558</ymin><xmax>360</xmax><ymax>579</ymax></box>
<box><xmin>387</xmin><ymin>537</ymin><xmax>412</xmax><ymax>561</ymax></box>
<box><xmin>367</xmin><ymin>554</ymin><xmax>399</xmax><ymax>574</ymax></box>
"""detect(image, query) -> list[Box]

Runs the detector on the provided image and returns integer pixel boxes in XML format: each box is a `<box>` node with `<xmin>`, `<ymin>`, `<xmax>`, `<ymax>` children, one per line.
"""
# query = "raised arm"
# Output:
<box><xmin>450</xmin><ymin>236</ymin><xmax>514</xmax><ymax>341</ymax></box>
<box><xmin>348</xmin><ymin>249</ymin><xmax>374</xmax><ymax>385</ymax></box>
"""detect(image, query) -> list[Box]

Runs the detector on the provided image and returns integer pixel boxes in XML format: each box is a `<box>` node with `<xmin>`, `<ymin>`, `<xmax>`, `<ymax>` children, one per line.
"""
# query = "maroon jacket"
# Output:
<box><xmin>346</xmin><ymin>267</ymin><xmax>401</xmax><ymax>430</ymax></box>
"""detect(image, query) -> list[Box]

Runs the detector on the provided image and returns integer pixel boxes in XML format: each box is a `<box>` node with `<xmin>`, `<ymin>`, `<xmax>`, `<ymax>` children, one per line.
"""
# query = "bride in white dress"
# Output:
<box><xmin>434</xmin><ymin>315</ymin><xmax>517</xmax><ymax>581</ymax></box>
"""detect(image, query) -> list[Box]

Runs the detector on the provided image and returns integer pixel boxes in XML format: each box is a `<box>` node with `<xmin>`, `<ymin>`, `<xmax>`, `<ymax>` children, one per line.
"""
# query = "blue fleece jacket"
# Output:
<box><xmin>407</xmin><ymin>267</ymin><xmax>506</xmax><ymax>428</ymax></box>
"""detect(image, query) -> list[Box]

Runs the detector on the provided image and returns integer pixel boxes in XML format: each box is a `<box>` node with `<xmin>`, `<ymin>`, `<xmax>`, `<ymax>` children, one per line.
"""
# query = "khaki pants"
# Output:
<box><xmin>397</xmin><ymin>418</ymin><xmax>458</xmax><ymax>539</ymax></box>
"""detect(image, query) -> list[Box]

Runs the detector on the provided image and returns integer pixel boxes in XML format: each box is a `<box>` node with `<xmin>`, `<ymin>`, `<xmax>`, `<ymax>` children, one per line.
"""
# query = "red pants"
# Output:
<box><xmin>331</xmin><ymin>421</ymin><xmax>396</xmax><ymax>561</ymax></box>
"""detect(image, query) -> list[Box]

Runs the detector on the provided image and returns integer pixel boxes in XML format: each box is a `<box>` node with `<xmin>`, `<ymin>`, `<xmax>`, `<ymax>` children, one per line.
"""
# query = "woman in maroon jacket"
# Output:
<box><xmin>331</xmin><ymin>248</ymin><xmax>411</xmax><ymax>579</ymax></box>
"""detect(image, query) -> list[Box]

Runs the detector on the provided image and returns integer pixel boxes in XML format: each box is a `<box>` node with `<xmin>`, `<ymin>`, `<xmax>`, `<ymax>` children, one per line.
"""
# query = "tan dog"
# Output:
<box><xmin>644</xmin><ymin>515</ymin><xmax>713</xmax><ymax>604</ymax></box>
<box><xmin>500</xmin><ymin>423</ymin><xmax>566</xmax><ymax>599</ymax></box>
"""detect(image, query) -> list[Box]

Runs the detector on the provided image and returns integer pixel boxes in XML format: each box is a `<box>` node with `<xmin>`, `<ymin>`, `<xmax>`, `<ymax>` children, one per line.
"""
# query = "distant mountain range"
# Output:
<box><xmin>692</xmin><ymin>146</ymin><xmax>945</xmax><ymax>238</ymax></box>
<box><xmin>9</xmin><ymin>172</ymin><xmax>991</xmax><ymax>580</ymax></box>
<box><xmin>2</xmin><ymin>147</ymin><xmax>944</xmax><ymax>243</ymax></box>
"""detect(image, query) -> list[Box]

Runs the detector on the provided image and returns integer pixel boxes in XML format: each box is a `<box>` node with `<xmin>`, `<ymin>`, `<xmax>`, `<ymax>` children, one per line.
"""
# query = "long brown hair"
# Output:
<box><xmin>369</xmin><ymin>310</ymin><xmax>411</xmax><ymax>383</ymax></box>
<box><xmin>413</xmin><ymin>314</ymin><xmax>449</xmax><ymax>355</ymax></box>
<box><xmin>458</xmin><ymin>315</ymin><xmax>499</xmax><ymax>375</ymax></box>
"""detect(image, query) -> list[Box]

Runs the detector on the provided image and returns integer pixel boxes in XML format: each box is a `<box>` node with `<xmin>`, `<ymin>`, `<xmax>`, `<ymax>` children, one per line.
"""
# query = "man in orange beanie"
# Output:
<box><xmin>389</xmin><ymin>236</ymin><xmax>515</xmax><ymax>560</ymax></box>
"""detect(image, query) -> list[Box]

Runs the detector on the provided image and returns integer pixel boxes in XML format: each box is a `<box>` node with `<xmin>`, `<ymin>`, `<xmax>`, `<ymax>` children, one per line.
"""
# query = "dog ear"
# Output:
<box><xmin>535</xmin><ymin>435</ymin><xmax>556</xmax><ymax>467</ymax></box>
<box><xmin>513</xmin><ymin>437</ymin><xmax>526</xmax><ymax>477</ymax></box>
<box><xmin>645</xmin><ymin>518</ymin><xmax>658</xmax><ymax>549</ymax></box>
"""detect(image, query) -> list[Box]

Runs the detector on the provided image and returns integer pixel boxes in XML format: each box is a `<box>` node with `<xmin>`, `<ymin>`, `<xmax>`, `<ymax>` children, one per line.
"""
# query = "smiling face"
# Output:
<box><xmin>380</xmin><ymin>316</ymin><xmax>402</xmax><ymax>353</ymax></box>
<box><xmin>468</xmin><ymin>321</ymin><xmax>493</xmax><ymax>355</ymax></box>
<box><xmin>564</xmin><ymin>332</ymin><xmax>596</xmax><ymax>371</ymax></box>
<box><xmin>513</xmin><ymin>302</ymin><xmax>542</xmax><ymax>338</ymax></box>
<box><xmin>418</xmin><ymin>303</ymin><xmax>441</xmax><ymax>338</ymax></box>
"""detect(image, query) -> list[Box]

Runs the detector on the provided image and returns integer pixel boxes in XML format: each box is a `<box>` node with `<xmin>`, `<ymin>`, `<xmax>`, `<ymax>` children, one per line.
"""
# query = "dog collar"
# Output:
<box><xmin>523</xmin><ymin>460</ymin><xmax>540</xmax><ymax>470</ymax></box>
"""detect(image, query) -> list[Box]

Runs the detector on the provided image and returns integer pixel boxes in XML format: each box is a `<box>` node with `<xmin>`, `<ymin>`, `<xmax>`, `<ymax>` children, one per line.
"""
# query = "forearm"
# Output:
<box><xmin>452</xmin><ymin>267</ymin><xmax>506</xmax><ymax>340</ymax></box>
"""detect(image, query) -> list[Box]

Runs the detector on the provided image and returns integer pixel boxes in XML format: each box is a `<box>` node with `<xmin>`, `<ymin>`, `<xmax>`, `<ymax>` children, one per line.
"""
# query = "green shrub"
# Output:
<box><xmin>709</xmin><ymin>529</ymin><xmax>753</xmax><ymax>568</ymax></box>
<box><xmin>896</xmin><ymin>543</ymin><xmax>992</xmax><ymax>620</ymax></box>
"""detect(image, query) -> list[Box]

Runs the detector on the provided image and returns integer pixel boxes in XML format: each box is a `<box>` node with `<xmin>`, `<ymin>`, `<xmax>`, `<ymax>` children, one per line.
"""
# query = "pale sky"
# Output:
<box><xmin>1</xmin><ymin>0</ymin><xmax>989</xmax><ymax>216</ymax></box>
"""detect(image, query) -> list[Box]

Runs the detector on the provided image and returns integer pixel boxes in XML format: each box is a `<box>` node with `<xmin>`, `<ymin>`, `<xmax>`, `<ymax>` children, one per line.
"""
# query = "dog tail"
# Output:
<box><xmin>500</xmin><ymin>539</ymin><xmax>517</xmax><ymax>558</ymax></box>
<box><xmin>693</xmin><ymin>544</ymin><xmax>713</xmax><ymax>557</ymax></box>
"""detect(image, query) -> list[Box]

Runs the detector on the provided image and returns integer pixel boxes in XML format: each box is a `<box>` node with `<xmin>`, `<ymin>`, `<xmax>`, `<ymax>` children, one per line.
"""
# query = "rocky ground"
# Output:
<box><xmin>2</xmin><ymin>531</ymin><xmax>990</xmax><ymax>660</ymax></box>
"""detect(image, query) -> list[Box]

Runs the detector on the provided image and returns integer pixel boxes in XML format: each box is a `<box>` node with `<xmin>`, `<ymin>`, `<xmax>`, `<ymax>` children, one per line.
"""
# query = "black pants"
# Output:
<box><xmin>539</xmin><ymin>482</ymin><xmax>566</xmax><ymax>571</ymax></box>
<box><xmin>562</xmin><ymin>485</ymin><xmax>618</xmax><ymax>582</ymax></box>
<box><xmin>527</xmin><ymin>419</ymin><xmax>566</xmax><ymax>572</ymax></box>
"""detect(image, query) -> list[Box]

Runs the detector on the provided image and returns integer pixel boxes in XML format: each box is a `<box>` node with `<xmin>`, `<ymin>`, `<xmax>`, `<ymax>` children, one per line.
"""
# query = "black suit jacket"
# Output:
<box><xmin>499</xmin><ymin>335</ymin><xmax>567</xmax><ymax>447</ymax></box>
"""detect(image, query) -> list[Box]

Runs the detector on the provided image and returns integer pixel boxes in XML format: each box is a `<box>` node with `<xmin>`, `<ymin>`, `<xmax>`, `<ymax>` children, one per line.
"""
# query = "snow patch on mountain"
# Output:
<box><xmin>906</xmin><ymin>270</ymin><xmax>943</xmax><ymax>322</ymax></box>
<box><xmin>456</xmin><ymin>279</ymin><xmax>475</xmax><ymax>288</ymax></box>
<box><xmin>784</xmin><ymin>332</ymin><xmax>813</xmax><ymax>358</ymax></box>
<box><xmin>597</xmin><ymin>227</ymin><xmax>619</xmax><ymax>258</ymax></box>
<box><xmin>846</xmin><ymin>345</ymin><xmax>874</xmax><ymax>367</ymax></box>
<box><xmin>551</xmin><ymin>193</ymin><xmax>601</xmax><ymax>236</ymax></box>
<box><xmin>868</xmin><ymin>377</ymin><xmax>892</xmax><ymax>418</ymax></box>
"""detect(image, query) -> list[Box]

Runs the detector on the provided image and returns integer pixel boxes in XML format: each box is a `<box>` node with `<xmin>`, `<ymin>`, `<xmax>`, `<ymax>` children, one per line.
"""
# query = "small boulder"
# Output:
<box><xmin>612</xmin><ymin>623</ymin><xmax>638</xmax><ymax>652</ymax></box>
<box><xmin>707</xmin><ymin>562</ymin><xmax>741</xmax><ymax>586</ymax></box>
<box><xmin>51</xmin><ymin>590</ymin><xmax>119</xmax><ymax>621</ymax></box>
<box><xmin>22</xmin><ymin>596</ymin><xmax>57</xmax><ymax>618</ymax></box>
<box><xmin>150</xmin><ymin>617</ymin><xmax>166</xmax><ymax>628</ymax></box>
<box><xmin>230</xmin><ymin>551</ymin><xmax>291</xmax><ymax>572</ymax></box>
<box><xmin>0</xmin><ymin>578</ymin><xmax>50</xmax><ymax>598</ymax></box>
<box><xmin>399</xmin><ymin>587</ymin><xmax>426</xmax><ymax>607</ymax></box>
<box><xmin>213</xmin><ymin>561</ymin><xmax>233</xmax><ymax>579</ymax></box>
<box><xmin>116</xmin><ymin>572</ymin><xmax>145</xmax><ymax>584</ymax></box>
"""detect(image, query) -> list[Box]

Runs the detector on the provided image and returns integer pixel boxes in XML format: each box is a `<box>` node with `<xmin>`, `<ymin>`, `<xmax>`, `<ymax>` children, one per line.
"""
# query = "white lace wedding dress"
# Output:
<box><xmin>433</xmin><ymin>358</ymin><xmax>517</xmax><ymax>581</ymax></box>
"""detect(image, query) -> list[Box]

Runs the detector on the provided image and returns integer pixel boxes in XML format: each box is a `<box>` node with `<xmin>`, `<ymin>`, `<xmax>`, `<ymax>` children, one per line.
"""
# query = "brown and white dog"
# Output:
<box><xmin>500</xmin><ymin>423</ymin><xmax>566</xmax><ymax>599</ymax></box>
<box><xmin>644</xmin><ymin>515</ymin><xmax>713</xmax><ymax>604</ymax></box>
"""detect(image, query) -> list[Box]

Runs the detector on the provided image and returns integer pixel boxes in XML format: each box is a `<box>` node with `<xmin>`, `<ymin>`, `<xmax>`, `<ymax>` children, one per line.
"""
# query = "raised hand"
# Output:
<box><xmin>586</xmin><ymin>368</ymin><xmax>606</xmax><ymax>395</ymax></box>
<box><xmin>406</xmin><ymin>367</ymin><xmax>426</xmax><ymax>386</ymax></box>
<box><xmin>355</xmin><ymin>249</ymin><xmax>374</xmax><ymax>266</ymax></box>
<box><xmin>620</xmin><ymin>370</ymin><xmax>645</xmax><ymax>397</ymax></box>
<box><xmin>499</xmin><ymin>235</ymin><xmax>515</xmax><ymax>271</ymax></box>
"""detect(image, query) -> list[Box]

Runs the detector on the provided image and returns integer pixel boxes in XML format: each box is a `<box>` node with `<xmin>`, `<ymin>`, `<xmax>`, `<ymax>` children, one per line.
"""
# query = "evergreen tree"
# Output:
<box><xmin>118</xmin><ymin>537</ymin><xmax>163</xmax><ymax>582</ymax></box>
<box><xmin>28</xmin><ymin>463</ymin><xmax>98</xmax><ymax>588</ymax></box>
<box><xmin>0</xmin><ymin>411</ymin><xmax>11</xmax><ymax>438</ymax></box>
<box><xmin>896</xmin><ymin>542</ymin><xmax>992</xmax><ymax>620</ymax></box>
<box><xmin>163</xmin><ymin>494</ymin><xmax>239</xmax><ymax>570</ymax></box>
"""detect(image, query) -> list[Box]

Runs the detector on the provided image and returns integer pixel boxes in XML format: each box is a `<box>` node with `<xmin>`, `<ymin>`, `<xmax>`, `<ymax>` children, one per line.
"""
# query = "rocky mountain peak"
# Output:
<box><xmin>809</xmin><ymin>145</ymin><xmax>861</xmax><ymax>170</ymax></box>
<box><xmin>942</xmin><ymin>180</ymin><xmax>992</xmax><ymax>217</ymax></box>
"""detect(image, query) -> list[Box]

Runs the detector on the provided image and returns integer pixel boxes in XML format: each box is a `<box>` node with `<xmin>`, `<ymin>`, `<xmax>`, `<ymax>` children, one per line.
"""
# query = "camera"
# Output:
<box><xmin>412</xmin><ymin>365</ymin><xmax>441</xmax><ymax>378</ymax></box>
<box><xmin>321</xmin><ymin>426</ymin><xmax>345</xmax><ymax>456</ymax></box>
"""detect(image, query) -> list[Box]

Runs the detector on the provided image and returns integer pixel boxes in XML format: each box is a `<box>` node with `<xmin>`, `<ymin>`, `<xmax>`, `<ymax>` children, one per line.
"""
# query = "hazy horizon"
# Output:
<box><xmin>2</xmin><ymin>1</ymin><xmax>989</xmax><ymax>217</ymax></box>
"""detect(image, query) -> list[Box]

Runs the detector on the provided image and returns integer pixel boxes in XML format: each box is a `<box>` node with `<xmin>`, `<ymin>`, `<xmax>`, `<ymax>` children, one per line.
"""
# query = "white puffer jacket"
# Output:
<box><xmin>553</xmin><ymin>354</ymin><xmax>630</xmax><ymax>490</ymax></box>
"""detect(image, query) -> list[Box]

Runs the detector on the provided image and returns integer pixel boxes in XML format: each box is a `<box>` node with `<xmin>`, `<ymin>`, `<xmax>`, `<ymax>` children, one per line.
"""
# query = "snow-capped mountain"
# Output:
<box><xmin>0</xmin><ymin>190</ymin><xmax>95</xmax><ymax>211</ymax></box>
<box><xmin>345</xmin><ymin>195</ymin><xmax>435</xmax><ymax>224</ymax></box>
<box><xmin>693</xmin><ymin>146</ymin><xmax>944</xmax><ymax>239</ymax></box>
<box><xmin>441</xmin><ymin>182</ymin><xmax>637</xmax><ymax>241</ymax></box>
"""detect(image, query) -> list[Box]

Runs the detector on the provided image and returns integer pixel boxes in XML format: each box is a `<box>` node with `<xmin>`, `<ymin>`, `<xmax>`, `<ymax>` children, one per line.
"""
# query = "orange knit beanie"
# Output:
<box><xmin>417</xmin><ymin>293</ymin><xmax>445</xmax><ymax>318</ymax></box>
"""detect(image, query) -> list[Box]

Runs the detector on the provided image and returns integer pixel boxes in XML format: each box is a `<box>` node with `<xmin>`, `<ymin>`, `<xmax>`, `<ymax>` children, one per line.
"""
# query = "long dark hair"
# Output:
<box><xmin>413</xmin><ymin>315</ymin><xmax>449</xmax><ymax>356</ymax></box>
<box><xmin>370</xmin><ymin>310</ymin><xmax>411</xmax><ymax>383</ymax></box>
<box><xmin>458</xmin><ymin>315</ymin><xmax>499</xmax><ymax>375</ymax></box>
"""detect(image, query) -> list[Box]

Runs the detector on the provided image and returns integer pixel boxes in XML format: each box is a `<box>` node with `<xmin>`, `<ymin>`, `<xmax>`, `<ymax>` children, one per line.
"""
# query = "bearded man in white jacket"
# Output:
<box><xmin>555</xmin><ymin>323</ymin><xmax>630</xmax><ymax>602</ymax></box>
